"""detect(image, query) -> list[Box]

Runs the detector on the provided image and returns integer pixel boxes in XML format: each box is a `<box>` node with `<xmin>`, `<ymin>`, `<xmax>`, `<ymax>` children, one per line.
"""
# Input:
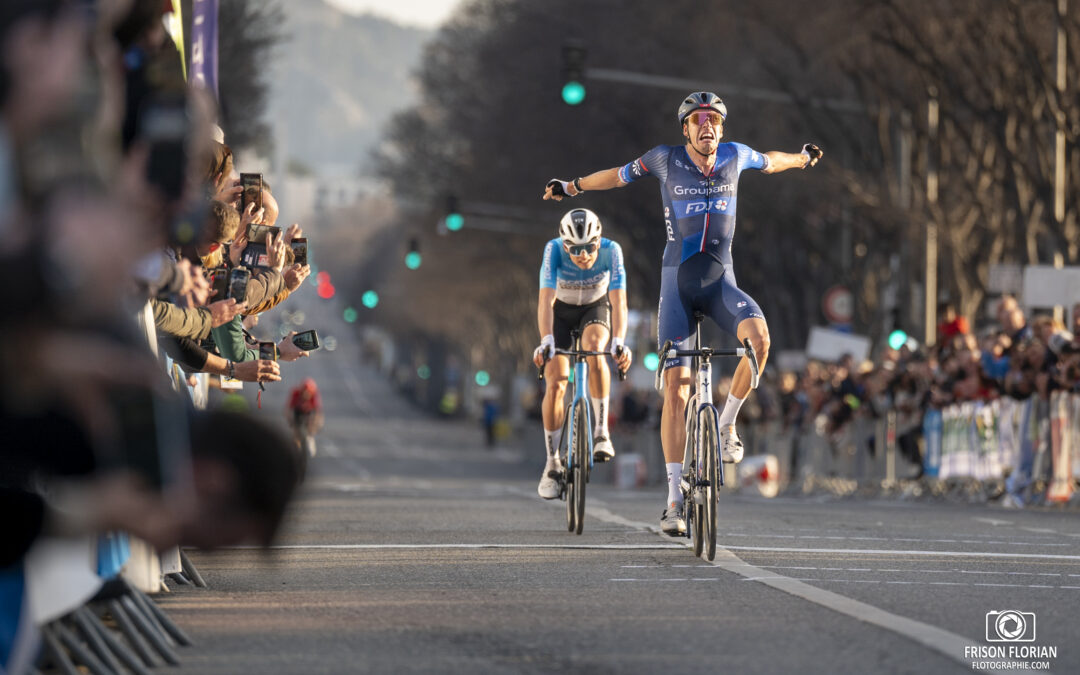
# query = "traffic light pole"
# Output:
<box><xmin>584</xmin><ymin>67</ymin><xmax>865</xmax><ymax>114</ymax></box>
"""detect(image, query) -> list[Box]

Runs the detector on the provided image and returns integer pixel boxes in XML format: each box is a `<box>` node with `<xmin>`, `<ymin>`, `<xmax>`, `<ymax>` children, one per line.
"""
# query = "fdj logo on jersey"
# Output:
<box><xmin>684</xmin><ymin>200</ymin><xmax>729</xmax><ymax>215</ymax></box>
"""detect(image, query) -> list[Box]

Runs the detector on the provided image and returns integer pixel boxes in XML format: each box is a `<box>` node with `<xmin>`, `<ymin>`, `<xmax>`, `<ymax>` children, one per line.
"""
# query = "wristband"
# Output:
<box><xmin>573</xmin><ymin>177</ymin><xmax>584</xmax><ymax>193</ymax></box>
<box><xmin>227</xmin><ymin>360</ymin><xmax>235</xmax><ymax>378</ymax></box>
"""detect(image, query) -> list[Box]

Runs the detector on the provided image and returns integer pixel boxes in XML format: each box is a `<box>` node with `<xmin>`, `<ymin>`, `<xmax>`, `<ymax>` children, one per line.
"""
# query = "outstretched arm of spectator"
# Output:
<box><xmin>211</xmin><ymin>317</ymin><xmax>258</xmax><ymax>362</ymax></box>
<box><xmin>243</xmin><ymin>268</ymin><xmax>286</xmax><ymax>308</ymax></box>
<box><xmin>150</xmin><ymin>297</ymin><xmax>213</xmax><ymax>340</ymax></box>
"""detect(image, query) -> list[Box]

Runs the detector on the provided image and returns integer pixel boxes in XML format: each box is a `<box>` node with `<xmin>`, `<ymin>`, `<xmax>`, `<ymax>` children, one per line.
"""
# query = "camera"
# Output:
<box><xmin>258</xmin><ymin>341</ymin><xmax>279</xmax><ymax>362</ymax></box>
<box><xmin>986</xmin><ymin>610</ymin><xmax>1036</xmax><ymax>642</ymax></box>
<box><xmin>227</xmin><ymin>267</ymin><xmax>251</xmax><ymax>302</ymax></box>
<box><xmin>290</xmin><ymin>237</ymin><xmax>308</xmax><ymax>266</ymax></box>
<box><xmin>292</xmin><ymin>329</ymin><xmax>320</xmax><ymax>351</ymax></box>
<box><xmin>240</xmin><ymin>173</ymin><xmax>263</xmax><ymax>214</ymax></box>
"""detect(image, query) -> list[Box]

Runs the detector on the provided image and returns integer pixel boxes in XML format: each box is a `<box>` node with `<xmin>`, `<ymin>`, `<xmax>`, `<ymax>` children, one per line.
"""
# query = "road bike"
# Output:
<box><xmin>539</xmin><ymin>330</ymin><xmax>625</xmax><ymax>535</ymax></box>
<box><xmin>656</xmin><ymin>311</ymin><xmax>758</xmax><ymax>560</ymax></box>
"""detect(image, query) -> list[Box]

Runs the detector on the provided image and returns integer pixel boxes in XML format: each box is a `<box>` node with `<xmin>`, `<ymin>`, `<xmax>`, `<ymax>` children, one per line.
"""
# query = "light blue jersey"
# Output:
<box><xmin>539</xmin><ymin>237</ymin><xmax>626</xmax><ymax>305</ymax></box>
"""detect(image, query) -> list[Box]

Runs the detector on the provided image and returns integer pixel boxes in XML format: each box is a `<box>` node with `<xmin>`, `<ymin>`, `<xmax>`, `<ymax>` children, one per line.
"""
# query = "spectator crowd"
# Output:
<box><xmin>1</xmin><ymin>3</ymin><xmax>317</xmax><ymax>666</ymax></box>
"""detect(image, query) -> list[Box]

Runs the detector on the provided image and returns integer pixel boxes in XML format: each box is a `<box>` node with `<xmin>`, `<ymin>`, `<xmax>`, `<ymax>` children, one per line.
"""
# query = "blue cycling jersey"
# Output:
<box><xmin>619</xmin><ymin>143</ymin><xmax>768</xmax><ymax>267</ymax></box>
<box><xmin>539</xmin><ymin>237</ymin><xmax>626</xmax><ymax>306</ymax></box>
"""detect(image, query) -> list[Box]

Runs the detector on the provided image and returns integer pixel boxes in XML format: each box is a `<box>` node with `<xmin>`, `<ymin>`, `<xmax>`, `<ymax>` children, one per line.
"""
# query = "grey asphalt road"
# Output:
<box><xmin>158</xmin><ymin>306</ymin><xmax>1080</xmax><ymax>674</ymax></box>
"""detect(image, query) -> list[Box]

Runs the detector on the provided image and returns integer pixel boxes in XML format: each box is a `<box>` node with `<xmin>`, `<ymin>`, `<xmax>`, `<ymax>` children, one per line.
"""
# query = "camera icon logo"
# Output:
<box><xmin>986</xmin><ymin>610</ymin><xmax>1036</xmax><ymax>642</ymax></box>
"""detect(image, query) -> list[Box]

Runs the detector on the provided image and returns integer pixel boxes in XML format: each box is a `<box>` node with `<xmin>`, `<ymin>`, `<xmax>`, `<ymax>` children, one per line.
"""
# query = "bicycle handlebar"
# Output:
<box><xmin>654</xmin><ymin>338</ymin><xmax>760</xmax><ymax>392</ymax></box>
<box><xmin>538</xmin><ymin>348</ymin><xmax>628</xmax><ymax>381</ymax></box>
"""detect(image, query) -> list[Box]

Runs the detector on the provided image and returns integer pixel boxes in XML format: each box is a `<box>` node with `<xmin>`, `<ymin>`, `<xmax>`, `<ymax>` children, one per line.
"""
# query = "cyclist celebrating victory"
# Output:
<box><xmin>543</xmin><ymin>92</ymin><xmax>821</xmax><ymax>534</ymax></box>
<box><xmin>532</xmin><ymin>208</ymin><xmax>632</xmax><ymax>499</ymax></box>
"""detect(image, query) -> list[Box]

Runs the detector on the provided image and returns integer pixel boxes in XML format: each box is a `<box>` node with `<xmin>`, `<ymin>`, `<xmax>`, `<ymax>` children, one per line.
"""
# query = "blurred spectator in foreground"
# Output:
<box><xmin>936</xmin><ymin>302</ymin><xmax>969</xmax><ymax>344</ymax></box>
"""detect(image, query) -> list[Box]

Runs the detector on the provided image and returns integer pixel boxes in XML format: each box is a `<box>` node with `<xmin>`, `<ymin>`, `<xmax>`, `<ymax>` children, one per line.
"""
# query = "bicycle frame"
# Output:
<box><xmin>565</xmin><ymin>333</ymin><xmax>595</xmax><ymax>472</ymax></box>
<box><xmin>684</xmin><ymin>326</ymin><xmax>724</xmax><ymax>488</ymax></box>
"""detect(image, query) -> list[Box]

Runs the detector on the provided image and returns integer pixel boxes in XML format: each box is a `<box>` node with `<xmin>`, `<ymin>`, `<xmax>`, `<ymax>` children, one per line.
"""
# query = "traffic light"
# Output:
<box><xmin>887</xmin><ymin>329</ymin><xmax>908</xmax><ymax>351</ymax></box>
<box><xmin>316</xmin><ymin>270</ymin><xmax>335</xmax><ymax>299</ymax></box>
<box><xmin>405</xmin><ymin>237</ymin><xmax>422</xmax><ymax>269</ymax></box>
<box><xmin>361</xmin><ymin>290</ymin><xmax>379</xmax><ymax>308</ymax></box>
<box><xmin>561</xmin><ymin>41</ymin><xmax>587</xmax><ymax>105</ymax></box>
<box><xmin>643</xmin><ymin>352</ymin><xmax>660</xmax><ymax>372</ymax></box>
<box><xmin>343</xmin><ymin>307</ymin><xmax>358</xmax><ymax>323</ymax></box>
<box><xmin>445</xmin><ymin>195</ymin><xmax>464</xmax><ymax>232</ymax></box>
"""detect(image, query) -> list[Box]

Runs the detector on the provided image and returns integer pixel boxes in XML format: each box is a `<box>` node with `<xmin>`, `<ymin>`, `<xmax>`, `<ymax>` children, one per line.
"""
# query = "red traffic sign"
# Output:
<box><xmin>822</xmin><ymin>285</ymin><xmax>854</xmax><ymax>324</ymax></box>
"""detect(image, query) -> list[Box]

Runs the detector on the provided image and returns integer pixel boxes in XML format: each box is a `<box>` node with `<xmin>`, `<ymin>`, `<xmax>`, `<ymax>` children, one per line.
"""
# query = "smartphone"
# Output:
<box><xmin>292</xmin><ymin>329</ymin><xmax>320</xmax><ymax>351</ymax></box>
<box><xmin>227</xmin><ymin>267</ymin><xmax>251</xmax><ymax>301</ymax></box>
<box><xmin>241</xmin><ymin>243</ymin><xmax>269</xmax><ymax>269</ymax></box>
<box><xmin>290</xmin><ymin>237</ymin><xmax>308</xmax><ymax>266</ymax></box>
<box><xmin>246</xmin><ymin>224</ymin><xmax>280</xmax><ymax>243</ymax></box>
<box><xmin>208</xmin><ymin>267</ymin><xmax>228</xmax><ymax>299</ymax></box>
<box><xmin>259</xmin><ymin>341</ymin><xmax>279</xmax><ymax>361</ymax></box>
<box><xmin>240</xmin><ymin>173</ymin><xmax>263</xmax><ymax>214</ymax></box>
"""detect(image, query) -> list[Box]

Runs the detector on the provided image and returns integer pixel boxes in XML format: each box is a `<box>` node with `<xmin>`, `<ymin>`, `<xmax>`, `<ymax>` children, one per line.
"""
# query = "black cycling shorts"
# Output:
<box><xmin>552</xmin><ymin>298</ymin><xmax>611</xmax><ymax>349</ymax></box>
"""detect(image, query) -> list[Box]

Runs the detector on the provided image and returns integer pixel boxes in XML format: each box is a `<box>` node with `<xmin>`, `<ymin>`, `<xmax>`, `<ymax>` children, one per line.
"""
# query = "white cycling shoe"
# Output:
<box><xmin>660</xmin><ymin>502</ymin><xmax>687</xmax><ymax>536</ymax></box>
<box><xmin>720</xmin><ymin>425</ymin><xmax>744</xmax><ymax>463</ymax></box>
<box><xmin>537</xmin><ymin>458</ymin><xmax>563</xmax><ymax>500</ymax></box>
<box><xmin>593</xmin><ymin>436</ymin><xmax>615</xmax><ymax>462</ymax></box>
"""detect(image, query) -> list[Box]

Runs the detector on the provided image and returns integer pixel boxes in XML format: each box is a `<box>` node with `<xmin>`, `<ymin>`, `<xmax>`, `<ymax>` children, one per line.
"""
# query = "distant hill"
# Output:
<box><xmin>268</xmin><ymin>0</ymin><xmax>430</xmax><ymax>177</ymax></box>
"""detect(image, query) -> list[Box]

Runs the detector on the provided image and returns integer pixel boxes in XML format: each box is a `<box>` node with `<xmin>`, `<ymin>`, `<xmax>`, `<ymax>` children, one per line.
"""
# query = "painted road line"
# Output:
<box><xmin>223</xmin><ymin>543</ymin><xmax>686</xmax><ymax>551</ymax></box>
<box><xmin>722</xmin><ymin>544</ymin><xmax>1080</xmax><ymax>561</ymax></box>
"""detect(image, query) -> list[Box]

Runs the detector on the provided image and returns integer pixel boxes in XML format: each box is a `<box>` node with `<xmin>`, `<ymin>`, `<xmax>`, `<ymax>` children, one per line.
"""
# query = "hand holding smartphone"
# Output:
<box><xmin>290</xmin><ymin>237</ymin><xmax>308</xmax><ymax>266</ymax></box>
<box><xmin>227</xmin><ymin>267</ymin><xmax>251</xmax><ymax>301</ymax></box>
<box><xmin>259</xmin><ymin>341</ymin><xmax>279</xmax><ymax>361</ymax></box>
<box><xmin>240</xmin><ymin>173</ymin><xmax>263</xmax><ymax>215</ymax></box>
<box><xmin>292</xmin><ymin>329</ymin><xmax>320</xmax><ymax>351</ymax></box>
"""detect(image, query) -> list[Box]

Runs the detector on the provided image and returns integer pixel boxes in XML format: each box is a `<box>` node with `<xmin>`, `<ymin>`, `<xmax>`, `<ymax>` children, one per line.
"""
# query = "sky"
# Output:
<box><xmin>323</xmin><ymin>0</ymin><xmax>465</xmax><ymax>29</ymax></box>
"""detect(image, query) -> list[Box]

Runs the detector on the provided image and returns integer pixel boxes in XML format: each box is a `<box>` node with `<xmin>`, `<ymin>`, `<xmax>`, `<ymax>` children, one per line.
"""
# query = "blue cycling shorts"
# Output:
<box><xmin>657</xmin><ymin>253</ymin><xmax>764</xmax><ymax>370</ymax></box>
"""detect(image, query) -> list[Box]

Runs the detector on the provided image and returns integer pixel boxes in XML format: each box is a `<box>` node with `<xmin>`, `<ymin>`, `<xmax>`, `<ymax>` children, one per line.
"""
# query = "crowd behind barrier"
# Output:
<box><xmin>0</xmin><ymin>2</ymin><xmax>322</xmax><ymax>672</ymax></box>
<box><xmin>589</xmin><ymin>298</ymin><xmax>1080</xmax><ymax>507</ymax></box>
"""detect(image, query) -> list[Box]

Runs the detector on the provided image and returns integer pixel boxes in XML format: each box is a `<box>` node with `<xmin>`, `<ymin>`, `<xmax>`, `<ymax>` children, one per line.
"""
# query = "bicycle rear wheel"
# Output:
<box><xmin>572</xmin><ymin>399</ymin><xmax>588</xmax><ymax>535</ymax></box>
<box><xmin>700</xmin><ymin>408</ymin><xmax>719</xmax><ymax>561</ymax></box>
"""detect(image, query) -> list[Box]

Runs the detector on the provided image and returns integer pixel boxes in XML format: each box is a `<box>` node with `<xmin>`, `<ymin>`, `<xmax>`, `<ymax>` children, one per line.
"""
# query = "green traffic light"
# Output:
<box><xmin>362</xmin><ymin>290</ymin><xmax>379</xmax><ymax>309</ymax></box>
<box><xmin>343</xmin><ymin>307</ymin><xmax>358</xmax><ymax>323</ymax></box>
<box><xmin>887</xmin><ymin>329</ymin><xmax>908</xmax><ymax>351</ymax></box>
<box><xmin>417</xmin><ymin>365</ymin><xmax>431</xmax><ymax>380</ymax></box>
<box><xmin>405</xmin><ymin>251</ymin><xmax>422</xmax><ymax>269</ymax></box>
<box><xmin>445</xmin><ymin>213</ymin><xmax>464</xmax><ymax>231</ymax></box>
<box><xmin>643</xmin><ymin>352</ymin><xmax>660</xmax><ymax>372</ymax></box>
<box><xmin>561</xmin><ymin>81</ymin><xmax>586</xmax><ymax>105</ymax></box>
<box><xmin>475</xmin><ymin>370</ymin><xmax>490</xmax><ymax>386</ymax></box>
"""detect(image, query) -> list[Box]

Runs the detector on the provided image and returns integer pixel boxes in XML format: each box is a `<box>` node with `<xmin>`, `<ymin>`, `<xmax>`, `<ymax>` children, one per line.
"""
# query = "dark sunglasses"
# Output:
<box><xmin>565</xmin><ymin>241</ymin><xmax>598</xmax><ymax>255</ymax></box>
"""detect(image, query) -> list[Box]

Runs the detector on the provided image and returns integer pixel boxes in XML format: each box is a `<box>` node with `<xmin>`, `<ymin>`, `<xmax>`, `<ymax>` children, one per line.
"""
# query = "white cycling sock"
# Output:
<box><xmin>591</xmin><ymin>396</ymin><xmax>609</xmax><ymax>437</ymax></box>
<box><xmin>544</xmin><ymin>428</ymin><xmax>562</xmax><ymax>460</ymax></box>
<box><xmin>717</xmin><ymin>393</ymin><xmax>745</xmax><ymax>428</ymax></box>
<box><xmin>666</xmin><ymin>463</ymin><xmax>683</xmax><ymax>506</ymax></box>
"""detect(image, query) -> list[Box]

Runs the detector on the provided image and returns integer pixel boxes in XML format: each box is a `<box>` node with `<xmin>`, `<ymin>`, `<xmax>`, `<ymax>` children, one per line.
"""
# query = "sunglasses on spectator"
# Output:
<box><xmin>565</xmin><ymin>242</ymin><xmax>598</xmax><ymax>255</ymax></box>
<box><xmin>687</xmin><ymin>111</ymin><xmax>724</xmax><ymax>127</ymax></box>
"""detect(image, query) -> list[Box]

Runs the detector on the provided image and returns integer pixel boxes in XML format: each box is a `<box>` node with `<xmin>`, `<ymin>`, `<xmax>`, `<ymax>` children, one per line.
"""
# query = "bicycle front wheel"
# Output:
<box><xmin>700</xmin><ymin>408</ymin><xmax>719</xmax><ymax>561</ymax></box>
<box><xmin>561</xmin><ymin>408</ymin><xmax>576</xmax><ymax>532</ymax></box>
<box><xmin>572</xmin><ymin>398</ymin><xmax>588</xmax><ymax>535</ymax></box>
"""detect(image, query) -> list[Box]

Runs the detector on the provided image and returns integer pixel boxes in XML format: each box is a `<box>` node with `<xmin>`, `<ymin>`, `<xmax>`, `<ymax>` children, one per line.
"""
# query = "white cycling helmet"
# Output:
<box><xmin>559</xmin><ymin>208</ymin><xmax>602</xmax><ymax>245</ymax></box>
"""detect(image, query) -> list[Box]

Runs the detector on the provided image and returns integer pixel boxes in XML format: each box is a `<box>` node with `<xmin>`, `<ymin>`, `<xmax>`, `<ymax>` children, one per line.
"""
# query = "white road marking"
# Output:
<box><xmin>225</xmin><ymin>543</ymin><xmax>686</xmax><ymax>551</ymax></box>
<box><xmin>973</xmin><ymin>517</ymin><xmax>1013</xmax><ymax>526</ymax></box>
<box><xmin>718</xmin><ymin>532</ymin><xmax>1067</xmax><ymax>547</ymax></box>
<box><xmin>565</xmin><ymin>506</ymin><xmax>1020</xmax><ymax>673</ymax></box>
<box><xmin>722</xmin><ymin>544</ymin><xmax>1080</xmax><ymax>561</ymax></box>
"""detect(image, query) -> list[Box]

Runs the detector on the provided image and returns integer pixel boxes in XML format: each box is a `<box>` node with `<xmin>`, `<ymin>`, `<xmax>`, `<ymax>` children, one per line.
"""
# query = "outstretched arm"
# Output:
<box><xmin>762</xmin><ymin>144</ymin><xmax>823</xmax><ymax>174</ymax></box>
<box><xmin>543</xmin><ymin>167</ymin><xmax>625</xmax><ymax>201</ymax></box>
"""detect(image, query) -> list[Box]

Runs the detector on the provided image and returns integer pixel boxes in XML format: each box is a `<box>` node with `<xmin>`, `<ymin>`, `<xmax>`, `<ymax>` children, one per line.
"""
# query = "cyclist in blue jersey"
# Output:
<box><xmin>532</xmin><ymin>208</ymin><xmax>633</xmax><ymax>499</ymax></box>
<box><xmin>543</xmin><ymin>92</ymin><xmax>822</xmax><ymax>534</ymax></box>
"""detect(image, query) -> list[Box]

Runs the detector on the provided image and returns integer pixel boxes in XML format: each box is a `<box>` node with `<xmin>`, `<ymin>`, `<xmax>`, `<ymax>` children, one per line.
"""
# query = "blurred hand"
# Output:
<box><xmin>284</xmin><ymin>263</ymin><xmax>310</xmax><ymax>292</ymax></box>
<box><xmin>208</xmin><ymin>298</ymin><xmax>245</xmax><ymax>327</ymax></box>
<box><xmin>186</xmin><ymin>264</ymin><xmax>211</xmax><ymax>306</ymax></box>
<box><xmin>267</xmin><ymin>231</ymin><xmax>287</xmax><ymax>272</ymax></box>
<box><xmin>802</xmin><ymin>143</ymin><xmax>823</xmax><ymax>168</ymax></box>
<box><xmin>234</xmin><ymin>359</ymin><xmax>281</xmax><ymax>383</ymax></box>
<box><xmin>532</xmin><ymin>334</ymin><xmax>555</xmax><ymax>368</ymax></box>
<box><xmin>283</xmin><ymin>223</ymin><xmax>303</xmax><ymax>245</ymax></box>
<box><xmin>278</xmin><ymin>332</ymin><xmax>310</xmax><ymax>362</ymax></box>
<box><xmin>614</xmin><ymin>346</ymin><xmax>633</xmax><ymax>372</ymax></box>
<box><xmin>239</xmin><ymin>201</ymin><xmax>264</xmax><ymax>233</ymax></box>
<box><xmin>213</xmin><ymin>179</ymin><xmax>242</xmax><ymax>206</ymax></box>
<box><xmin>229</xmin><ymin>229</ymin><xmax>248</xmax><ymax>267</ymax></box>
